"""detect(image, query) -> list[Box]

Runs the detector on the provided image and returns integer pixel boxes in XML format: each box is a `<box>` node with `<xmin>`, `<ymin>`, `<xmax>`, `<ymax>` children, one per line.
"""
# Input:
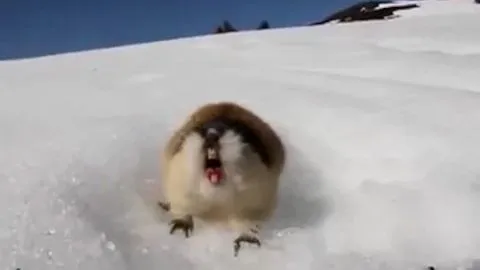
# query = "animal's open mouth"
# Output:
<box><xmin>204</xmin><ymin>148</ymin><xmax>224</xmax><ymax>185</ymax></box>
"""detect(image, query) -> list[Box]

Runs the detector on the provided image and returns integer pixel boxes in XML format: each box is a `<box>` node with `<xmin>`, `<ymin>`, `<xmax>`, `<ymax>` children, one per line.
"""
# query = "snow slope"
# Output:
<box><xmin>1</xmin><ymin>0</ymin><xmax>480</xmax><ymax>269</ymax></box>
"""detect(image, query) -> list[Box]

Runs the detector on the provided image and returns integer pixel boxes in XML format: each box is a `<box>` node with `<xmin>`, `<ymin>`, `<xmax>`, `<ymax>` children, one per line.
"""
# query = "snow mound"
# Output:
<box><xmin>1</xmin><ymin>1</ymin><xmax>480</xmax><ymax>269</ymax></box>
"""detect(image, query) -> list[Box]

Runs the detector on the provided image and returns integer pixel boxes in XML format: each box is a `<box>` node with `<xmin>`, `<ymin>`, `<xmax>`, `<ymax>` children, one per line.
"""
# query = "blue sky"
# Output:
<box><xmin>0</xmin><ymin>0</ymin><xmax>359</xmax><ymax>60</ymax></box>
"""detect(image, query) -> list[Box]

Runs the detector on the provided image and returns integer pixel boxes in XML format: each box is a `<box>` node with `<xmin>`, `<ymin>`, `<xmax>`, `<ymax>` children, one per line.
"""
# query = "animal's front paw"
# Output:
<box><xmin>169</xmin><ymin>216</ymin><xmax>194</xmax><ymax>238</ymax></box>
<box><xmin>233</xmin><ymin>233</ymin><xmax>261</xmax><ymax>257</ymax></box>
<box><xmin>157</xmin><ymin>201</ymin><xmax>170</xmax><ymax>212</ymax></box>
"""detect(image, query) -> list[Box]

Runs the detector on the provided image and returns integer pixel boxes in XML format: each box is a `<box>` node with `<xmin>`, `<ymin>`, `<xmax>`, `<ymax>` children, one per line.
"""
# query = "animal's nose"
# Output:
<box><xmin>204</xmin><ymin>128</ymin><xmax>221</xmax><ymax>161</ymax></box>
<box><xmin>205</xmin><ymin>128</ymin><xmax>220</xmax><ymax>146</ymax></box>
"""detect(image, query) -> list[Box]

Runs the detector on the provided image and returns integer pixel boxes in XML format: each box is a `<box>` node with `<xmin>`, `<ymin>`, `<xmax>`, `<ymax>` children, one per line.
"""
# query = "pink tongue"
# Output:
<box><xmin>206</xmin><ymin>168</ymin><xmax>223</xmax><ymax>184</ymax></box>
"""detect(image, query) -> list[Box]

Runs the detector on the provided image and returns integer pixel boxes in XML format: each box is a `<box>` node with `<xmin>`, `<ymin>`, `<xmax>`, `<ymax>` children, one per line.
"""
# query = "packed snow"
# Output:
<box><xmin>1</xmin><ymin>0</ymin><xmax>480</xmax><ymax>269</ymax></box>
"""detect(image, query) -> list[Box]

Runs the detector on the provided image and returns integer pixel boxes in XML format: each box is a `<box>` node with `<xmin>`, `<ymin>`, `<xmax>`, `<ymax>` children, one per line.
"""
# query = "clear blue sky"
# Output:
<box><xmin>0</xmin><ymin>0</ymin><xmax>359</xmax><ymax>60</ymax></box>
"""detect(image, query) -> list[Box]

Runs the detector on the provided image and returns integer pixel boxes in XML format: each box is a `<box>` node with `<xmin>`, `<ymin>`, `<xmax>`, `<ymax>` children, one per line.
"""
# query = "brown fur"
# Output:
<box><xmin>160</xmin><ymin>101</ymin><xmax>285</xmax><ymax>235</ymax></box>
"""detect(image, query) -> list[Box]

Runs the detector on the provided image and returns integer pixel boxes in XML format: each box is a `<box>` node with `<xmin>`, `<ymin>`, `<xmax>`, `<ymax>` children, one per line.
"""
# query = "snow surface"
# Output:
<box><xmin>1</xmin><ymin>0</ymin><xmax>480</xmax><ymax>269</ymax></box>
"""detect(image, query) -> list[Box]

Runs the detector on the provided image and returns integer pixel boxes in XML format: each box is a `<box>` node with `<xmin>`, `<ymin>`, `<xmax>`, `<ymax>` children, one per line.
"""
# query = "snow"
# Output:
<box><xmin>1</xmin><ymin>0</ymin><xmax>480</xmax><ymax>269</ymax></box>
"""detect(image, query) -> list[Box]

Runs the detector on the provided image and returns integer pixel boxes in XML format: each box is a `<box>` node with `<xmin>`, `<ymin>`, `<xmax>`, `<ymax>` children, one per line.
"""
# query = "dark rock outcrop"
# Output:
<box><xmin>214</xmin><ymin>26</ymin><xmax>224</xmax><ymax>34</ymax></box>
<box><xmin>221</xmin><ymin>20</ymin><xmax>237</xmax><ymax>32</ymax></box>
<box><xmin>213</xmin><ymin>20</ymin><xmax>272</xmax><ymax>34</ymax></box>
<box><xmin>257</xmin><ymin>20</ymin><xmax>271</xmax><ymax>30</ymax></box>
<box><xmin>213</xmin><ymin>20</ymin><xmax>238</xmax><ymax>34</ymax></box>
<box><xmin>308</xmin><ymin>0</ymin><xmax>419</xmax><ymax>25</ymax></box>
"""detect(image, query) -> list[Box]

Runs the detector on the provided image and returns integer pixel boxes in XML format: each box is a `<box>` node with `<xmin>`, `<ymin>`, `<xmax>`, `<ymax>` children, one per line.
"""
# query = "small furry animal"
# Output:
<box><xmin>158</xmin><ymin>101</ymin><xmax>286</xmax><ymax>256</ymax></box>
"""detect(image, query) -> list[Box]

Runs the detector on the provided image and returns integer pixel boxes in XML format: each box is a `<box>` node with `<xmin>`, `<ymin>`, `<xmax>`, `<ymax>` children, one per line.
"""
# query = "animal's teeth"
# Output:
<box><xmin>207</xmin><ymin>148</ymin><xmax>217</xmax><ymax>159</ymax></box>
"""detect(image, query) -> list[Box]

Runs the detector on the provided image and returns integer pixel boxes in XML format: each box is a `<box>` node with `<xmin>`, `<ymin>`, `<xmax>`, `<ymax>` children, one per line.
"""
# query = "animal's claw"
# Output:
<box><xmin>233</xmin><ymin>234</ymin><xmax>261</xmax><ymax>256</ymax></box>
<box><xmin>157</xmin><ymin>201</ymin><xmax>171</xmax><ymax>212</ymax></box>
<box><xmin>169</xmin><ymin>217</ymin><xmax>194</xmax><ymax>238</ymax></box>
